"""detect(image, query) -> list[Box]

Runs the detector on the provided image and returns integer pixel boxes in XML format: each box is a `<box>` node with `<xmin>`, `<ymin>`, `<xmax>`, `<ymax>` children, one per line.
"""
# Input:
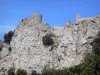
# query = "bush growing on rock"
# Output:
<box><xmin>7</xmin><ymin>67</ymin><xmax>15</xmax><ymax>75</ymax></box>
<box><xmin>8</xmin><ymin>46</ymin><xmax>12</xmax><ymax>52</ymax></box>
<box><xmin>42</xmin><ymin>32</ymin><xmax>56</xmax><ymax>46</ymax></box>
<box><xmin>31</xmin><ymin>70</ymin><xmax>40</xmax><ymax>75</ymax></box>
<box><xmin>42</xmin><ymin>35</ymin><xmax>54</xmax><ymax>46</ymax></box>
<box><xmin>0</xmin><ymin>45</ymin><xmax>3</xmax><ymax>51</ymax></box>
<box><xmin>4</xmin><ymin>31</ymin><xmax>14</xmax><ymax>44</ymax></box>
<box><xmin>31</xmin><ymin>70</ymin><xmax>37</xmax><ymax>75</ymax></box>
<box><xmin>16</xmin><ymin>69</ymin><xmax>27</xmax><ymax>75</ymax></box>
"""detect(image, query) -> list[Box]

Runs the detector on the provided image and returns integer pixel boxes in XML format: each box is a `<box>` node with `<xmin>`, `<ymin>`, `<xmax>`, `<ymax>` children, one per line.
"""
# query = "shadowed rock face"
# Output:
<box><xmin>0</xmin><ymin>40</ymin><xmax>3</xmax><ymax>45</ymax></box>
<box><xmin>0</xmin><ymin>13</ymin><xmax>100</xmax><ymax>75</ymax></box>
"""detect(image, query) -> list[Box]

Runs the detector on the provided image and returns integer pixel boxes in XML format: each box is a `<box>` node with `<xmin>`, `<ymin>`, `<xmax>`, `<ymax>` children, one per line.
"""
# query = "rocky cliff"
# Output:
<box><xmin>0</xmin><ymin>13</ymin><xmax>100</xmax><ymax>75</ymax></box>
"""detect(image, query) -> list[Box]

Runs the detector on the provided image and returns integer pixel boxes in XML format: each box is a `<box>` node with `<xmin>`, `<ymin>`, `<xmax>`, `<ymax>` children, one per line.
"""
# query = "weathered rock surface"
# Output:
<box><xmin>0</xmin><ymin>13</ymin><xmax>100</xmax><ymax>75</ymax></box>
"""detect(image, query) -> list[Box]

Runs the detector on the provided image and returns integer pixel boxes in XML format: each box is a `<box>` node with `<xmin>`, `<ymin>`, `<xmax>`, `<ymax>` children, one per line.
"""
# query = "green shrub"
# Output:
<box><xmin>31</xmin><ymin>70</ymin><xmax>37</xmax><ymax>75</ymax></box>
<box><xmin>0</xmin><ymin>45</ymin><xmax>3</xmax><ymax>52</ymax></box>
<box><xmin>4</xmin><ymin>31</ymin><xmax>14</xmax><ymax>44</ymax></box>
<box><xmin>7</xmin><ymin>67</ymin><xmax>15</xmax><ymax>75</ymax></box>
<box><xmin>42</xmin><ymin>32</ymin><xmax>56</xmax><ymax>46</ymax></box>
<box><xmin>42</xmin><ymin>68</ymin><xmax>75</xmax><ymax>75</ymax></box>
<box><xmin>16</xmin><ymin>69</ymin><xmax>27</xmax><ymax>75</ymax></box>
<box><xmin>31</xmin><ymin>70</ymin><xmax>40</xmax><ymax>75</ymax></box>
<box><xmin>42</xmin><ymin>36</ymin><xmax>54</xmax><ymax>46</ymax></box>
<box><xmin>8</xmin><ymin>46</ymin><xmax>12</xmax><ymax>52</ymax></box>
<box><xmin>90</xmin><ymin>31</ymin><xmax>100</xmax><ymax>75</ymax></box>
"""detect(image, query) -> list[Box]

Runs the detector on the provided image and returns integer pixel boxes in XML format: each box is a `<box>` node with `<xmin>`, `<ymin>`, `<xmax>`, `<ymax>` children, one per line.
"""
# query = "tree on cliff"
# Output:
<box><xmin>4</xmin><ymin>31</ymin><xmax>14</xmax><ymax>44</ymax></box>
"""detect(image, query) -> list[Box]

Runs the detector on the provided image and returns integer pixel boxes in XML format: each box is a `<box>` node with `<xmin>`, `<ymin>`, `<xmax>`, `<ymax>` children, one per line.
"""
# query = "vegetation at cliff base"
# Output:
<box><xmin>8</xmin><ymin>68</ymin><xmax>27</xmax><ymax>75</ymax></box>
<box><xmin>8</xmin><ymin>67</ymin><xmax>15</xmax><ymax>75</ymax></box>
<box><xmin>16</xmin><ymin>69</ymin><xmax>27</xmax><ymax>75</ymax></box>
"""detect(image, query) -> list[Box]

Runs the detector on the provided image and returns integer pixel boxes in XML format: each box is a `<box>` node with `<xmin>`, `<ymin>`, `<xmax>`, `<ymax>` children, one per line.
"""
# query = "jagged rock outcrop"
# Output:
<box><xmin>0</xmin><ymin>13</ymin><xmax>100</xmax><ymax>75</ymax></box>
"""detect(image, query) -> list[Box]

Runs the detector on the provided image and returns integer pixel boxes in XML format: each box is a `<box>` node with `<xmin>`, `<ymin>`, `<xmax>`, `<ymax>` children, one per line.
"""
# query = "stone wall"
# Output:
<box><xmin>77</xmin><ymin>17</ymin><xmax>93</xmax><ymax>23</ymax></box>
<box><xmin>76</xmin><ymin>14</ymin><xmax>95</xmax><ymax>23</ymax></box>
<box><xmin>20</xmin><ymin>13</ymin><xmax>42</xmax><ymax>26</ymax></box>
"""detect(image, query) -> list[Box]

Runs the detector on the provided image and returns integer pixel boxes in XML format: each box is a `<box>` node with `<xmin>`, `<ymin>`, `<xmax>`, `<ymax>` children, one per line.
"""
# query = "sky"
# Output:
<box><xmin>0</xmin><ymin>0</ymin><xmax>100</xmax><ymax>40</ymax></box>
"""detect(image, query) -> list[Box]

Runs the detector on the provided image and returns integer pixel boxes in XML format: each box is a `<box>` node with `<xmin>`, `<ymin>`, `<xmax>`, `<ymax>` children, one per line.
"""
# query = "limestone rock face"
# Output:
<box><xmin>0</xmin><ymin>43</ymin><xmax>12</xmax><ymax>75</ymax></box>
<box><xmin>0</xmin><ymin>43</ymin><xmax>10</xmax><ymax>59</ymax></box>
<box><xmin>10</xmin><ymin>22</ymin><xmax>51</xmax><ymax>73</ymax></box>
<box><xmin>0</xmin><ymin>14</ymin><xmax>100</xmax><ymax>75</ymax></box>
<box><xmin>52</xmin><ymin>17</ymin><xmax>100</xmax><ymax>69</ymax></box>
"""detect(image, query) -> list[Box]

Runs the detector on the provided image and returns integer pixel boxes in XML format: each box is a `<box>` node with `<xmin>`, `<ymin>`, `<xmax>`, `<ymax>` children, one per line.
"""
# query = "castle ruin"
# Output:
<box><xmin>20</xmin><ymin>13</ymin><xmax>96</xmax><ymax>28</ymax></box>
<box><xmin>76</xmin><ymin>14</ymin><xmax>94</xmax><ymax>23</ymax></box>
<box><xmin>0</xmin><ymin>12</ymin><xmax>100</xmax><ymax>75</ymax></box>
<box><xmin>20</xmin><ymin>13</ymin><xmax>42</xmax><ymax>26</ymax></box>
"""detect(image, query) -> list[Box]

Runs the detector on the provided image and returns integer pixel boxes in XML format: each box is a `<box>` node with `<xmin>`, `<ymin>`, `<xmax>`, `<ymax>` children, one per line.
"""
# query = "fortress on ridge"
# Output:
<box><xmin>20</xmin><ymin>13</ymin><xmax>42</xmax><ymax>26</ymax></box>
<box><xmin>0</xmin><ymin>12</ymin><xmax>100</xmax><ymax>75</ymax></box>
<box><xmin>76</xmin><ymin>14</ymin><xmax>94</xmax><ymax>23</ymax></box>
<box><xmin>20</xmin><ymin>13</ymin><xmax>97</xmax><ymax>29</ymax></box>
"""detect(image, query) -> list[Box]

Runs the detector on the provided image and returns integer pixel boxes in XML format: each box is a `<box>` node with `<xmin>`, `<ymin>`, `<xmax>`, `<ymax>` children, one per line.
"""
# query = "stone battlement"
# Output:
<box><xmin>20</xmin><ymin>13</ymin><xmax>42</xmax><ymax>25</ymax></box>
<box><xmin>76</xmin><ymin>14</ymin><xmax>94</xmax><ymax>23</ymax></box>
<box><xmin>20</xmin><ymin>13</ymin><xmax>98</xmax><ymax>28</ymax></box>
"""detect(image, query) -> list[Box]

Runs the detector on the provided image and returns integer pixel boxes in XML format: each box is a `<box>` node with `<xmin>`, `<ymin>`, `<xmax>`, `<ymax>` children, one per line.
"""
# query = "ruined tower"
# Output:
<box><xmin>20</xmin><ymin>13</ymin><xmax>42</xmax><ymax>25</ymax></box>
<box><xmin>31</xmin><ymin>13</ymin><xmax>42</xmax><ymax>25</ymax></box>
<box><xmin>76</xmin><ymin>14</ymin><xmax>80</xmax><ymax>22</ymax></box>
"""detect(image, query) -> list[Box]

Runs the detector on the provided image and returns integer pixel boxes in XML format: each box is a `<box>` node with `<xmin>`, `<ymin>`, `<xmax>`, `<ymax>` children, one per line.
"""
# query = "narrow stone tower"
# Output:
<box><xmin>31</xmin><ymin>13</ymin><xmax>42</xmax><ymax>25</ymax></box>
<box><xmin>76</xmin><ymin>14</ymin><xmax>80</xmax><ymax>23</ymax></box>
